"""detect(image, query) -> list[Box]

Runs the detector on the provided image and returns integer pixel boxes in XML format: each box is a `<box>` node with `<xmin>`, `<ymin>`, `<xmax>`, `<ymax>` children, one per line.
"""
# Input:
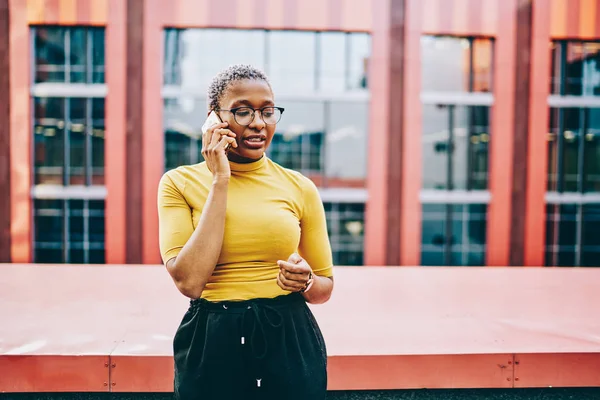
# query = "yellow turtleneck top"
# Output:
<box><xmin>157</xmin><ymin>156</ymin><xmax>334</xmax><ymax>302</ymax></box>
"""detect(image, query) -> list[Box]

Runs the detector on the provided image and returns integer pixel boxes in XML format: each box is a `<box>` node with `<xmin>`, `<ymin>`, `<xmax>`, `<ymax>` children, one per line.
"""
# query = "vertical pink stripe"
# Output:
<box><xmin>341</xmin><ymin>0</ymin><xmax>373</xmax><ymax>31</ymax></box>
<box><xmin>142</xmin><ymin>0</ymin><xmax>165</xmax><ymax>264</ymax></box>
<box><xmin>468</xmin><ymin>0</ymin><xmax>483</xmax><ymax>34</ymax></box>
<box><xmin>177</xmin><ymin>0</ymin><xmax>209</xmax><ymax>28</ymax></box>
<box><xmin>328</xmin><ymin>0</ymin><xmax>343</xmax><ymax>30</ymax></box>
<box><xmin>105</xmin><ymin>0</ymin><xmax>127</xmax><ymax>264</ymax></box>
<box><xmin>282</xmin><ymin>0</ymin><xmax>297</xmax><ymax>29</ymax></box>
<box><xmin>596</xmin><ymin>0</ymin><xmax>600</xmax><ymax>37</ymax></box>
<box><xmin>253</xmin><ymin>0</ymin><xmax>267</xmax><ymax>28</ymax></box>
<box><xmin>209</xmin><ymin>0</ymin><xmax>238</xmax><ymax>27</ymax></box>
<box><xmin>421</xmin><ymin>0</ymin><xmax>439</xmax><ymax>34</ymax></box>
<box><xmin>76</xmin><ymin>0</ymin><xmax>90</xmax><ymax>24</ymax></box>
<box><xmin>9</xmin><ymin>0</ymin><xmax>32</xmax><ymax>263</ymax></box>
<box><xmin>566</xmin><ymin>0</ymin><xmax>580</xmax><ymax>38</ymax></box>
<box><xmin>439</xmin><ymin>0</ymin><xmax>454</xmax><ymax>33</ymax></box>
<box><xmin>59</xmin><ymin>0</ymin><xmax>76</xmax><ymax>24</ymax></box>
<box><xmin>524</xmin><ymin>0</ymin><xmax>551</xmax><ymax>266</ymax></box>
<box><xmin>486</xmin><ymin>0</ymin><xmax>516</xmax><ymax>267</ymax></box>
<box><xmin>550</xmin><ymin>0</ymin><xmax>567</xmax><ymax>38</ymax></box>
<box><xmin>364</xmin><ymin>0</ymin><xmax>391</xmax><ymax>266</ymax></box>
<box><xmin>236</xmin><ymin>0</ymin><xmax>255</xmax><ymax>28</ymax></box>
<box><xmin>399</xmin><ymin>0</ymin><xmax>423</xmax><ymax>266</ymax></box>
<box><xmin>481</xmin><ymin>0</ymin><xmax>498</xmax><ymax>36</ymax></box>
<box><xmin>297</xmin><ymin>0</ymin><xmax>327</xmax><ymax>30</ymax></box>
<box><xmin>44</xmin><ymin>0</ymin><xmax>60</xmax><ymax>22</ymax></box>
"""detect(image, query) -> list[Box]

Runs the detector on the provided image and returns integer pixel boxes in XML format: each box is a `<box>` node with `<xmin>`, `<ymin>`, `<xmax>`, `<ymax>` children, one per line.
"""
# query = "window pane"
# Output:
<box><xmin>548</xmin><ymin>108</ymin><xmax>560</xmax><ymax>191</ymax></box>
<box><xmin>325</xmin><ymin>203</ymin><xmax>364</xmax><ymax>266</ymax></box>
<box><xmin>545</xmin><ymin>204</ymin><xmax>578</xmax><ymax>266</ymax></box>
<box><xmin>69</xmin><ymin>98</ymin><xmax>87</xmax><ymax>185</ymax></box>
<box><xmin>422</xmin><ymin>105</ymin><xmax>449</xmax><ymax>189</ymax></box>
<box><xmin>174</xmin><ymin>29</ymin><xmax>266</xmax><ymax>92</ymax></box>
<box><xmin>565</xmin><ymin>42</ymin><xmax>584</xmax><ymax>96</ymax></box>
<box><xmin>34</xmin><ymin>97</ymin><xmax>65</xmax><ymax>185</ymax></box>
<box><xmin>348</xmin><ymin>33</ymin><xmax>370</xmax><ymax>90</ymax></box>
<box><xmin>325</xmin><ymin>101</ymin><xmax>368</xmax><ymax>187</ymax></box>
<box><xmin>269</xmin><ymin>101</ymin><xmax>324</xmax><ymax>179</ymax></box>
<box><xmin>35</xmin><ymin>28</ymin><xmax>66</xmax><ymax>83</ymax></box>
<box><xmin>164</xmin><ymin>98</ymin><xmax>206</xmax><ymax>171</ymax></box>
<box><xmin>268</xmin><ymin>31</ymin><xmax>316</xmax><ymax>93</ymax></box>
<box><xmin>562</xmin><ymin>108</ymin><xmax>582</xmax><ymax>192</ymax></box>
<box><xmin>582</xmin><ymin>42</ymin><xmax>600</xmax><ymax>96</ymax></box>
<box><xmin>584</xmin><ymin>108</ymin><xmax>600</xmax><ymax>192</ymax></box>
<box><xmin>421</xmin><ymin>204</ymin><xmax>447</xmax><ymax>266</ymax></box>
<box><xmin>89</xmin><ymin>200</ymin><xmax>105</xmax><ymax>249</ymax></box>
<box><xmin>92</xmin><ymin>99</ymin><xmax>105</xmax><ymax>184</ymax></box>
<box><xmin>34</xmin><ymin>199</ymin><xmax>64</xmax><ymax>263</ymax></box>
<box><xmin>92</xmin><ymin>29</ymin><xmax>105</xmax><ymax>83</ymax></box>
<box><xmin>318</xmin><ymin>32</ymin><xmax>346</xmax><ymax>92</ymax></box>
<box><xmin>550</xmin><ymin>42</ymin><xmax>563</xmax><ymax>95</ymax></box>
<box><xmin>68</xmin><ymin>200</ymin><xmax>85</xmax><ymax>263</ymax></box>
<box><xmin>582</xmin><ymin>205</ymin><xmax>600</xmax><ymax>267</ymax></box>
<box><xmin>449</xmin><ymin>204</ymin><xmax>487</xmax><ymax>266</ymax></box>
<box><xmin>70</xmin><ymin>28</ymin><xmax>88</xmax><ymax>83</ymax></box>
<box><xmin>421</xmin><ymin>36</ymin><xmax>470</xmax><ymax>92</ymax></box>
<box><xmin>472</xmin><ymin>39</ymin><xmax>493</xmax><ymax>92</ymax></box>
<box><xmin>453</xmin><ymin>106</ymin><xmax>490</xmax><ymax>190</ymax></box>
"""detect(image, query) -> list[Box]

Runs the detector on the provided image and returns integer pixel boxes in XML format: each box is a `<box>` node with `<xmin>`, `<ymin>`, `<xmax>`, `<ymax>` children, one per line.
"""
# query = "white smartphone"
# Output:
<box><xmin>201</xmin><ymin>110</ymin><xmax>222</xmax><ymax>135</ymax></box>
<box><xmin>201</xmin><ymin>111</ymin><xmax>231</xmax><ymax>152</ymax></box>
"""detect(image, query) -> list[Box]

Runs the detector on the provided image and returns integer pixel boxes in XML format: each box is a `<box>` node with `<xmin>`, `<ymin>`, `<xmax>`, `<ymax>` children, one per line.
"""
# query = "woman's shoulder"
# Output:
<box><xmin>160</xmin><ymin>162</ymin><xmax>211</xmax><ymax>191</ymax></box>
<box><xmin>266</xmin><ymin>158</ymin><xmax>319</xmax><ymax>193</ymax></box>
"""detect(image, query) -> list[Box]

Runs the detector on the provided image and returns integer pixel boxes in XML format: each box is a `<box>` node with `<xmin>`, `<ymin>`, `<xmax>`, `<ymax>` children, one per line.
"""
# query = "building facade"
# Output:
<box><xmin>1</xmin><ymin>0</ymin><xmax>599</xmax><ymax>267</ymax></box>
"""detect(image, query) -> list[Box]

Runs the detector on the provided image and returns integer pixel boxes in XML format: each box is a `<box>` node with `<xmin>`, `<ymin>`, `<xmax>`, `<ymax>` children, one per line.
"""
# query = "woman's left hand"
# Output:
<box><xmin>277</xmin><ymin>253</ymin><xmax>313</xmax><ymax>292</ymax></box>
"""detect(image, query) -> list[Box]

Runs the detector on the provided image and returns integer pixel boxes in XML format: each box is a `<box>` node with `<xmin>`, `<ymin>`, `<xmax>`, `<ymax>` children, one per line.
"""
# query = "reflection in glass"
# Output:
<box><xmin>326</xmin><ymin>101</ymin><xmax>368</xmax><ymax>187</ymax></box>
<box><xmin>164</xmin><ymin>98</ymin><xmax>206</xmax><ymax>171</ymax></box>
<box><xmin>556</xmin><ymin>41</ymin><xmax>600</xmax><ymax>96</ymax></box>
<box><xmin>268</xmin><ymin>101</ymin><xmax>324</xmax><ymax>176</ymax></box>
<box><xmin>421</xmin><ymin>36</ymin><xmax>470</xmax><ymax>92</ymax></box>
<box><xmin>348</xmin><ymin>33</ymin><xmax>370</xmax><ymax>90</ymax></box>
<box><xmin>545</xmin><ymin>204</ymin><xmax>577</xmax><ymax>266</ymax></box>
<box><xmin>565</xmin><ymin>42</ymin><xmax>585</xmax><ymax>95</ymax></box>
<box><xmin>318</xmin><ymin>32</ymin><xmax>346</xmax><ymax>92</ymax></box>
<box><xmin>584</xmin><ymin>108</ymin><xmax>600</xmax><ymax>192</ymax></box>
<box><xmin>34</xmin><ymin>199</ymin><xmax>64</xmax><ymax>263</ymax></box>
<box><xmin>550</xmin><ymin>42</ymin><xmax>562</xmax><ymax>95</ymax></box>
<box><xmin>562</xmin><ymin>108</ymin><xmax>581</xmax><ymax>192</ymax></box>
<box><xmin>92</xmin><ymin>29</ymin><xmax>106</xmax><ymax>83</ymax></box>
<box><xmin>421</xmin><ymin>204</ymin><xmax>487</xmax><ymax>266</ymax></box>
<box><xmin>422</xmin><ymin>105</ymin><xmax>449</xmax><ymax>189</ymax></box>
<box><xmin>92</xmin><ymin>99</ymin><xmax>106</xmax><ymax>185</ymax></box>
<box><xmin>69</xmin><ymin>98</ymin><xmax>87</xmax><ymax>185</ymax></box>
<box><xmin>472</xmin><ymin>39</ymin><xmax>493</xmax><ymax>92</ymax></box>
<box><xmin>324</xmin><ymin>202</ymin><xmax>364</xmax><ymax>266</ymax></box>
<box><xmin>34</xmin><ymin>97</ymin><xmax>65</xmax><ymax>185</ymax></box>
<box><xmin>548</xmin><ymin>108</ymin><xmax>560</xmax><ymax>191</ymax></box>
<box><xmin>582</xmin><ymin>42</ymin><xmax>600</xmax><ymax>96</ymax></box>
<box><xmin>35</xmin><ymin>28</ymin><xmax>66</xmax><ymax>83</ymax></box>
<box><xmin>268</xmin><ymin>31</ymin><xmax>316</xmax><ymax>93</ymax></box>
<box><xmin>70</xmin><ymin>28</ymin><xmax>87</xmax><ymax>83</ymax></box>
<box><xmin>582</xmin><ymin>205</ymin><xmax>600</xmax><ymax>266</ymax></box>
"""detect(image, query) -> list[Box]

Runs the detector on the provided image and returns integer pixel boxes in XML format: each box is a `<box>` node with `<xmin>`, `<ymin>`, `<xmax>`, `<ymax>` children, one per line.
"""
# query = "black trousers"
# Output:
<box><xmin>173</xmin><ymin>292</ymin><xmax>328</xmax><ymax>400</ymax></box>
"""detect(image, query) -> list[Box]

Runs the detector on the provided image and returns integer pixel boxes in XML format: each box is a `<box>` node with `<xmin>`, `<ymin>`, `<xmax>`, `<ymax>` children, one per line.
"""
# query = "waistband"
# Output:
<box><xmin>189</xmin><ymin>292</ymin><xmax>305</xmax><ymax>312</ymax></box>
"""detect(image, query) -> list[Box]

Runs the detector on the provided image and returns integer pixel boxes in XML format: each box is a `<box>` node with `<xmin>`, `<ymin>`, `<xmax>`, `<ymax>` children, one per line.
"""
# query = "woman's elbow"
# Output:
<box><xmin>175</xmin><ymin>279</ymin><xmax>204</xmax><ymax>299</ymax></box>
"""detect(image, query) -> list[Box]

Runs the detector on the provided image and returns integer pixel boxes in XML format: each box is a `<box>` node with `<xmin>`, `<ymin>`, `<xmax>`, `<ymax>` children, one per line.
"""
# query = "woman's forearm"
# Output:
<box><xmin>167</xmin><ymin>178</ymin><xmax>229</xmax><ymax>298</ymax></box>
<box><xmin>302</xmin><ymin>276</ymin><xmax>334</xmax><ymax>304</ymax></box>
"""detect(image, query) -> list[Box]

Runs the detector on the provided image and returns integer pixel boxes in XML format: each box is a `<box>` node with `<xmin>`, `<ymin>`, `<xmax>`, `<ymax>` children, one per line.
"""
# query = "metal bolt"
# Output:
<box><xmin>103</xmin><ymin>382</ymin><xmax>108</xmax><ymax>386</ymax></box>
<box><xmin>104</xmin><ymin>362</ymin><xmax>109</xmax><ymax>367</ymax></box>
<box><xmin>507</xmin><ymin>378</ymin><xmax>511</xmax><ymax>381</ymax></box>
<box><xmin>515</xmin><ymin>361</ymin><xmax>520</xmax><ymax>365</ymax></box>
<box><xmin>508</xmin><ymin>361</ymin><xmax>512</xmax><ymax>365</ymax></box>
<box><xmin>111</xmin><ymin>363</ymin><xmax>116</xmax><ymax>368</ymax></box>
<box><xmin>515</xmin><ymin>377</ymin><xmax>520</xmax><ymax>381</ymax></box>
<box><xmin>112</xmin><ymin>382</ymin><xmax>116</xmax><ymax>386</ymax></box>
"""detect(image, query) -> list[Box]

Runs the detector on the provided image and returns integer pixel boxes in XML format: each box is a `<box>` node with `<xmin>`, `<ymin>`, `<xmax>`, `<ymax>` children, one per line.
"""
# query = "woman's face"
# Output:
<box><xmin>217</xmin><ymin>79</ymin><xmax>276</xmax><ymax>163</ymax></box>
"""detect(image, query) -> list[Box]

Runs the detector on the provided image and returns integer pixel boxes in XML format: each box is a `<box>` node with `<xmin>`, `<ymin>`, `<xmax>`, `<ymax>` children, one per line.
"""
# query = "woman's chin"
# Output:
<box><xmin>227</xmin><ymin>148</ymin><xmax>265</xmax><ymax>163</ymax></box>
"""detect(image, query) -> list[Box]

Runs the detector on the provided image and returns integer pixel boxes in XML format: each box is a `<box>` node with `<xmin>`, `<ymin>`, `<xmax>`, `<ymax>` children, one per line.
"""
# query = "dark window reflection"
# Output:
<box><xmin>34</xmin><ymin>27</ymin><xmax>105</xmax><ymax>84</ymax></box>
<box><xmin>545</xmin><ymin>204</ymin><xmax>578</xmax><ymax>266</ymax></box>
<box><xmin>34</xmin><ymin>97</ymin><xmax>65</xmax><ymax>185</ymax></box>
<box><xmin>422</xmin><ymin>105</ymin><xmax>490</xmax><ymax>190</ymax></box>
<box><xmin>324</xmin><ymin>202</ymin><xmax>364</xmax><ymax>266</ymax></box>
<box><xmin>582</xmin><ymin>205</ymin><xmax>600</xmax><ymax>266</ymax></box>
<box><xmin>421</xmin><ymin>204</ymin><xmax>487</xmax><ymax>266</ymax></box>
<box><xmin>585</xmin><ymin>108</ymin><xmax>600</xmax><ymax>192</ymax></box>
<box><xmin>69</xmin><ymin>98</ymin><xmax>87</xmax><ymax>185</ymax></box>
<box><xmin>163</xmin><ymin>98</ymin><xmax>206</xmax><ymax>171</ymax></box>
<box><xmin>552</xmin><ymin>41</ymin><xmax>600</xmax><ymax>96</ymax></box>
<box><xmin>92</xmin><ymin>99</ymin><xmax>105</xmax><ymax>185</ymax></box>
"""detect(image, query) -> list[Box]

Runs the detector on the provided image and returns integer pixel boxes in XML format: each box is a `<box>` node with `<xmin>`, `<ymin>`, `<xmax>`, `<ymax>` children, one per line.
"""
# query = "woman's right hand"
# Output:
<box><xmin>201</xmin><ymin>122</ymin><xmax>238</xmax><ymax>181</ymax></box>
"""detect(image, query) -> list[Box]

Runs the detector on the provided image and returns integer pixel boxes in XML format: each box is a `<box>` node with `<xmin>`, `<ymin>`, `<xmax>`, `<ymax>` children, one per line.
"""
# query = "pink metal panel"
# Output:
<box><xmin>514</xmin><ymin>354</ymin><xmax>600</xmax><ymax>388</ymax></box>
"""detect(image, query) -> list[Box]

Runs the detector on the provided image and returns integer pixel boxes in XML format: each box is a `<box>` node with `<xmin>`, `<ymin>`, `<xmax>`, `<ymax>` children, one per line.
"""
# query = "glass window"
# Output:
<box><xmin>69</xmin><ymin>98</ymin><xmax>87</xmax><ymax>185</ymax></box>
<box><xmin>325</xmin><ymin>101</ymin><xmax>369</xmax><ymax>187</ymax></box>
<box><xmin>268</xmin><ymin>31</ymin><xmax>316</xmax><ymax>93</ymax></box>
<box><xmin>34</xmin><ymin>97</ymin><xmax>65</xmax><ymax>185</ymax></box>
<box><xmin>268</xmin><ymin>100</ymin><xmax>325</xmax><ymax>177</ymax></box>
<box><xmin>91</xmin><ymin>99</ymin><xmax>105</xmax><ymax>185</ymax></box>
<box><xmin>421</xmin><ymin>36</ymin><xmax>493</xmax><ymax>93</ymax></box>
<box><xmin>582</xmin><ymin>205</ymin><xmax>600</xmax><ymax>267</ymax></box>
<box><xmin>34</xmin><ymin>199</ymin><xmax>105</xmax><ymax>264</ymax></box>
<box><xmin>348</xmin><ymin>33</ymin><xmax>370</xmax><ymax>90</ymax></box>
<box><xmin>324</xmin><ymin>202</ymin><xmax>364</xmax><ymax>266</ymax></box>
<box><xmin>164</xmin><ymin>97</ymin><xmax>207</xmax><ymax>171</ymax></box>
<box><xmin>548</xmin><ymin>108</ymin><xmax>600</xmax><ymax>193</ymax></box>
<box><xmin>318</xmin><ymin>32</ymin><xmax>346</xmax><ymax>92</ymax></box>
<box><xmin>422</xmin><ymin>105</ymin><xmax>490</xmax><ymax>190</ymax></box>
<box><xmin>422</xmin><ymin>204</ymin><xmax>487</xmax><ymax>266</ymax></box>
<box><xmin>545</xmin><ymin>204</ymin><xmax>578</xmax><ymax>267</ymax></box>
<box><xmin>552</xmin><ymin>41</ymin><xmax>600</xmax><ymax>96</ymax></box>
<box><xmin>33</xmin><ymin>27</ymin><xmax>105</xmax><ymax>84</ymax></box>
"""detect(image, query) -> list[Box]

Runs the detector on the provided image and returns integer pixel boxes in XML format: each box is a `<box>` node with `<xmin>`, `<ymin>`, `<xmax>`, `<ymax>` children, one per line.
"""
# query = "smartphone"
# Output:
<box><xmin>201</xmin><ymin>111</ymin><xmax>231</xmax><ymax>152</ymax></box>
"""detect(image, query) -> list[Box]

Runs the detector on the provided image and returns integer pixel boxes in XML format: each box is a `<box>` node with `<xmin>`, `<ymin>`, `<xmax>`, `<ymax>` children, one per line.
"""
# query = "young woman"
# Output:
<box><xmin>157</xmin><ymin>64</ymin><xmax>334</xmax><ymax>400</ymax></box>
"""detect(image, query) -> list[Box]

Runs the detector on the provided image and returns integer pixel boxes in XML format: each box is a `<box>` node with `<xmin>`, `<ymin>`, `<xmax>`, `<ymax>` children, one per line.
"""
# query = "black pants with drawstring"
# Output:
<box><xmin>173</xmin><ymin>292</ymin><xmax>328</xmax><ymax>400</ymax></box>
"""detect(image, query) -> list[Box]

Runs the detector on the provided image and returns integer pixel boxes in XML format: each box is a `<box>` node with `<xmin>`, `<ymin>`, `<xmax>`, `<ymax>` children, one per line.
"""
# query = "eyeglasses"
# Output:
<box><xmin>217</xmin><ymin>106</ymin><xmax>285</xmax><ymax>126</ymax></box>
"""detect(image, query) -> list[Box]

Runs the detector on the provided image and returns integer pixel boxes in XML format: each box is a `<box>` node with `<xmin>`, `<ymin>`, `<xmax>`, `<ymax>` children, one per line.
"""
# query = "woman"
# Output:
<box><xmin>157</xmin><ymin>64</ymin><xmax>334</xmax><ymax>400</ymax></box>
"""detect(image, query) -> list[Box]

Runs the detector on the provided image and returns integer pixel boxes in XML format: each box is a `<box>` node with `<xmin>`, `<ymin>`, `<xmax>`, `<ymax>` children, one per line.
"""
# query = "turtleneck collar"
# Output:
<box><xmin>229</xmin><ymin>155</ymin><xmax>267</xmax><ymax>172</ymax></box>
